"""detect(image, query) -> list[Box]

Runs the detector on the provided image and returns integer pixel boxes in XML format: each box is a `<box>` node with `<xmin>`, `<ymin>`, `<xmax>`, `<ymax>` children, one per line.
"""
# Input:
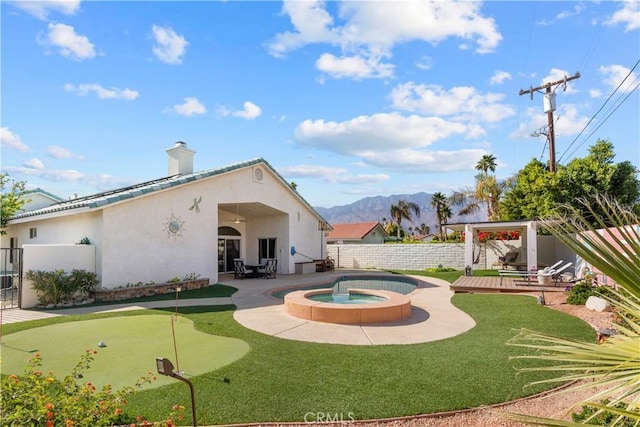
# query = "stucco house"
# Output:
<box><xmin>326</xmin><ymin>222</ymin><xmax>389</xmax><ymax>244</ymax></box>
<box><xmin>3</xmin><ymin>142</ymin><xmax>331</xmax><ymax>292</ymax></box>
<box><xmin>20</xmin><ymin>188</ymin><xmax>65</xmax><ymax>212</ymax></box>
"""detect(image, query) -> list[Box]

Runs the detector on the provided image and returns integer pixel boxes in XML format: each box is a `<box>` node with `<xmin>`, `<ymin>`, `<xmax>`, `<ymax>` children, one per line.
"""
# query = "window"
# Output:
<box><xmin>29</xmin><ymin>227</ymin><xmax>37</xmax><ymax>239</ymax></box>
<box><xmin>258</xmin><ymin>238</ymin><xmax>276</xmax><ymax>260</ymax></box>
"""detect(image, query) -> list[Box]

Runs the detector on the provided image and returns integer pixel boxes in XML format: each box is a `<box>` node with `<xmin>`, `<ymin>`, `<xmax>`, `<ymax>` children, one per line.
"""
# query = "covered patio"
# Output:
<box><xmin>446</xmin><ymin>220</ymin><xmax>542</xmax><ymax>273</ymax></box>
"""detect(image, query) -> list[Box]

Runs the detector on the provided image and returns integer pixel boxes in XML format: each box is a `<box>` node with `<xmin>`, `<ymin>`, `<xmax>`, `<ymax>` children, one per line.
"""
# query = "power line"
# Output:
<box><xmin>558</xmin><ymin>58</ymin><xmax>640</xmax><ymax>163</ymax></box>
<box><xmin>561</xmin><ymin>79</ymin><xmax>640</xmax><ymax>161</ymax></box>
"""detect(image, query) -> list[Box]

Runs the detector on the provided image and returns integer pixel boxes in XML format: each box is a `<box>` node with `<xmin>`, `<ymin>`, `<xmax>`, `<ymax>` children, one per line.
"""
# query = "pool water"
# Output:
<box><xmin>272</xmin><ymin>274</ymin><xmax>420</xmax><ymax>299</ymax></box>
<box><xmin>307</xmin><ymin>292</ymin><xmax>387</xmax><ymax>304</ymax></box>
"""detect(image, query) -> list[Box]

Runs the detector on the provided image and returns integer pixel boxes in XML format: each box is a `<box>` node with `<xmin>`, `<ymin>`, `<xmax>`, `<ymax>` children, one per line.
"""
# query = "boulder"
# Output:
<box><xmin>585</xmin><ymin>296</ymin><xmax>611</xmax><ymax>312</ymax></box>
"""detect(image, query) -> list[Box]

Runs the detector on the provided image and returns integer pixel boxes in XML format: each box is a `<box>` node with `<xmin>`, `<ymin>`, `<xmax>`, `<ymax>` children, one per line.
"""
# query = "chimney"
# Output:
<box><xmin>166</xmin><ymin>141</ymin><xmax>195</xmax><ymax>176</ymax></box>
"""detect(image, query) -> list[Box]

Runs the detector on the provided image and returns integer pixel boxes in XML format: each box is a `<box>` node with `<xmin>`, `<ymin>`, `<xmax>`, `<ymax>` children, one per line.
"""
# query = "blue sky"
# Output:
<box><xmin>1</xmin><ymin>1</ymin><xmax>639</xmax><ymax>208</ymax></box>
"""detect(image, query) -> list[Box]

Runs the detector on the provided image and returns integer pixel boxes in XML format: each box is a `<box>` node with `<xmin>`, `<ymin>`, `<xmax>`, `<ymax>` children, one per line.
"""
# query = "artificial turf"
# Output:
<box><xmin>1</xmin><ymin>292</ymin><xmax>595</xmax><ymax>425</ymax></box>
<box><xmin>1</xmin><ymin>313</ymin><xmax>249</xmax><ymax>390</ymax></box>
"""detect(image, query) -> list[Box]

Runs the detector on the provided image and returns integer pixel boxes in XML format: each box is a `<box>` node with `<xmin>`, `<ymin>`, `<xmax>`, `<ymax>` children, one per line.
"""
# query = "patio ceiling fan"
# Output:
<box><xmin>230</xmin><ymin>205</ymin><xmax>246</xmax><ymax>223</ymax></box>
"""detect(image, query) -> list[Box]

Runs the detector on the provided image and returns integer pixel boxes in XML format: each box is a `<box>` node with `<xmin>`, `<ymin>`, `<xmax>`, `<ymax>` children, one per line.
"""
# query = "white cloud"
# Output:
<box><xmin>234</xmin><ymin>101</ymin><xmax>262</xmax><ymax>119</ymax></box>
<box><xmin>279</xmin><ymin>164</ymin><xmax>389</xmax><ymax>185</ymax></box>
<box><xmin>40</xmin><ymin>22</ymin><xmax>96</xmax><ymax>61</ymax></box>
<box><xmin>390</xmin><ymin>82</ymin><xmax>515</xmax><ymax>124</ymax></box>
<box><xmin>589</xmin><ymin>88</ymin><xmax>603</xmax><ymax>98</ymax></box>
<box><xmin>280</xmin><ymin>164</ymin><xmax>348</xmax><ymax>178</ymax></box>
<box><xmin>64</xmin><ymin>83</ymin><xmax>139</xmax><ymax>100</ymax></box>
<box><xmin>152</xmin><ymin>25</ymin><xmax>188</xmax><ymax>64</ymax></box>
<box><xmin>556</xmin><ymin>4</ymin><xmax>585</xmax><ymax>20</ymax></box>
<box><xmin>316</xmin><ymin>51</ymin><xmax>394</xmax><ymax>80</ymax></box>
<box><xmin>173</xmin><ymin>97</ymin><xmax>207</xmax><ymax>116</ymax></box>
<box><xmin>293</xmin><ymin>112</ymin><xmax>489</xmax><ymax>173</ymax></box>
<box><xmin>267</xmin><ymin>0</ymin><xmax>340</xmax><ymax>58</ymax></box>
<box><xmin>218</xmin><ymin>101</ymin><xmax>262</xmax><ymax>120</ymax></box>
<box><xmin>296</xmin><ymin>113</ymin><xmax>468</xmax><ymax>154</ymax></box>
<box><xmin>269</xmin><ymin>1</ymin><xmax>502</xmax><ymax>55</ymax></box>
<box><xmin>47</xmin><ymin>145</ymin><xmax>83</xmax><ymax>159</ymax></box>
<box><xmin>540</xmin><ymin>68</ymin><xmax>580</xmax><ymax>93</ymax></box>
<box><xmin>2</xmin><ymin>166</ymin><xmax>133</xmax><ymax>190</ymax></box>
<box><xmin>510</xmin><ymin>104</ymin><xmax>590</xmax><ymax>140</ymax></box>
<box><xmin>9</xmin><ymin>0</ymin><xmax>81</xmax><ymax>20</ymax></box>
<box><xmin>24</xmin><ymin>158</ymin><xmax>44</xmax><ymax>169</ymax></box>
<box><xmin>605</xmin><ymin>1</ymin><xmax>640</xmax><ymax>31</ymax></box>
<box><xmin>1</xmin><ymin>127</ymin><xmax>30</xmax><ymax>152</ymax></box>
<box><xmin>359</xmin><ymin>148</ymin><xmax>489</xmax><ymax>173</ymax></box>
<box><xmin>415</xmin><ymin>55</ymin><xmax>433</xmax><ymax>71</ymax></box>
<box><xmin>267</xmin><ymin>1</ymin><xmax>501</xmax><ymax>81</ymax></box>
<box><xmin>598</xmin><ymin>64</ymin><xmax>638</xmax><ymax>93</ymax></box>
<box><xmin>490</xmin><ymin>70</ymin><xmax>512</xmax><ymax>85</ymax></box>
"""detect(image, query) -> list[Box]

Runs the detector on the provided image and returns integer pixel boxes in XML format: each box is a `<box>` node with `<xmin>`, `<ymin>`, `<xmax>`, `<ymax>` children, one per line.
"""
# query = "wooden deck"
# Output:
<box><xmin>451</xmin><ymin>276</ymin><xmax>572</xmax><ymax>293</ymax></box>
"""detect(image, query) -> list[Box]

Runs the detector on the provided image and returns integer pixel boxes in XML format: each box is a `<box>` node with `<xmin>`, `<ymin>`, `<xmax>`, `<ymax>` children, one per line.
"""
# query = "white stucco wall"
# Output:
<box><xmin>99</xmin><ymin>164</ymin><xmax>324</xmax><ymax>288</ymax></box>
<box><xmin>5</xmin><ymin>211</ymin><xmax>103</xmax><ymax>278</ymax></box>
<box><xmin>21</xmin><ymin>244</ymin><xmax>96</xmax><ymax>308</ymax></box>
<box><xmin>4</xmin><ymin>162</ymin><xmax>328</xmax><ymax>289</ymax></box>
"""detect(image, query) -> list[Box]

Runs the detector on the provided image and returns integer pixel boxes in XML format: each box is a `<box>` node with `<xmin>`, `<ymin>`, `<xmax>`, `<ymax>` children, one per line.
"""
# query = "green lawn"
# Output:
<box><xmin>2</xmin><ymin>286</ymin><xmax>594</xmax><ymax>425</ymax></box>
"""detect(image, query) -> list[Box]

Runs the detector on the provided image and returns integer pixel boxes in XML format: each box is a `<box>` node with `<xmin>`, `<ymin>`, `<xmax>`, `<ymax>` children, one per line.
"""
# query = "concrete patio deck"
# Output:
<box><xmin>1</xmin><ymin>271</ymin><xmax>477</xmax><ymax>346</ymax></box>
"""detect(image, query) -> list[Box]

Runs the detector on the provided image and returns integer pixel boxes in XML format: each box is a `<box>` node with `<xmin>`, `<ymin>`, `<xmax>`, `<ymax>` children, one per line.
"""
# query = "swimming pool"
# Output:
<box><xmin>272</xmin><ymin>274</ymin><xmax>421</xmax><ymax>299</ymax></box>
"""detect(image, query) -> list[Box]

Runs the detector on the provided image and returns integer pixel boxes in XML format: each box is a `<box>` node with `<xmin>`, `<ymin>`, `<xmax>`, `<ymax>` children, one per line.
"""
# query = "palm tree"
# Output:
<box><xmin>451</xmin><ymin>154</ymin><xmax>507</xmax><ymax>220</ymax></box>
<box><xmin>439</xmin><ymin>205</ymin><xmax>453</xmax><ymax>240</ymax></box>
<box><xmin>389</xmin><ymin>200</ymin><xmax>421</xmax><ymax>240</ymax></box>
<box><xmin>506</xmin><ymin>196</ymin><xmax>640</xmax><ymax>425</ymax></box>
<box><xmin>417</xmin><ymin>223</ymin><xmax>430</xmax><ymax>235</ymax></box>
<box><xmin>475</xmin><ymin>154</ymin><xmax>497</xmax><ymax>176</ymax></box>
<box><xmin>450</xmin><ymin>174</ymin><xmax>507</xmax><ymax>220</ymax></box>
<box><xmin>430</xmin><ymin>192</ymin><xmax>448</xmax><ymax>241</ymax></box>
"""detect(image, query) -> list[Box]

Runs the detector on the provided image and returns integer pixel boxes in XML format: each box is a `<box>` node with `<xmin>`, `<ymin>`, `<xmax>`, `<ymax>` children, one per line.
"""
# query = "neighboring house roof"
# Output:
<box><xmin>326</xmin><ymin>222</ymin><xmax>386</xmax><ymax>241</ymax></box>
<box><xmin>9</xmin><ymin>158</ymin><xmax>329</xmax><ymax>226</ymax></box>
<box><xmin>23</xmin><ymin>188</ymin><xmax>65</xmax><ymax>203</ymax></box>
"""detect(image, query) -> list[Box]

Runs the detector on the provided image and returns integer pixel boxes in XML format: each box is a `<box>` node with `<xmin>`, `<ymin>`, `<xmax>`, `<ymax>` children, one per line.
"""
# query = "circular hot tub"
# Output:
<box><xmin>284</xmin><ymin>288</ymin><xmax>411</xmax><ymax>325</ymax></box>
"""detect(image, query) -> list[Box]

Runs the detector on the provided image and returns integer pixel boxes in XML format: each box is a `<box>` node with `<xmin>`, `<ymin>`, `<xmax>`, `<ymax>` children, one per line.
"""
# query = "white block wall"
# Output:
<box><xmin>326</xmin><ymin>244</ymin><xmax>477</xmax><ymax>270</ymax></box>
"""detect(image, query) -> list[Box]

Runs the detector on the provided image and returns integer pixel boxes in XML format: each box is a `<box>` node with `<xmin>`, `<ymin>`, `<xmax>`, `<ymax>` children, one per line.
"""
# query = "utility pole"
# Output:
<box><xmin>519</xmin><ymin>72</ymin><xmax>580</xmax><ymax>172</ymax></box>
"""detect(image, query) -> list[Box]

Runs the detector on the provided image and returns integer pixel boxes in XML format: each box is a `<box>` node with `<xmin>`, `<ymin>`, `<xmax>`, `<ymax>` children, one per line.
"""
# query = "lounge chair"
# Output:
<box><xmin>257</xmin><ymin>259</ymin><xmax>277</xmax><ymax>279</ymax></box>
<box><xmin>499</xmin><ymin>261</ymin><xmax>572</xmax><ymax>286</ymax></box>
<box><xmin>233</xmin><ymin>259</ymin><xmax>255</xmax><ymax>280</ymax></box>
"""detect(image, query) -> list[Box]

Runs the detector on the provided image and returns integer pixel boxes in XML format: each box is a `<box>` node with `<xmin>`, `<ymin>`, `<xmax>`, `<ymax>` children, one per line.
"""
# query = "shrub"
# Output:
<box><xmin>26</xmin><ymin>269</ymin><xmax>98</xmax><ymax>305</ymax></box>
<box><xmin>425</xmin><ymin>265</ymin><xmax>457</xmax><ymax>273</ymax></box>
<box><xmin>566</xmin><ymin>282</ymin><xmax>615</xmax><ymax>305</ymax></box>
<box><xmin>572</xmin><ymin>400</ymin><xmax>636</xmax><ymax>426</ymax></box>
<box><xmin>1</xmin><ymin>351</ymin><xmax>184</xmax><ymax>427</ymax></box>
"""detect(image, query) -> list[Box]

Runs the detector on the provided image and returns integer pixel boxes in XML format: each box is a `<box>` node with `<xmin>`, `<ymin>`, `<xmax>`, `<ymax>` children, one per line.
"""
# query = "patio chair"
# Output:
<box><xmin>325</xmin><ymin>257</ymin><xmax>335</xmax><ymax>271</ymax></box>
<box><xmin>500</xmin><ymin>261</ymin><xmax>573</xmax><ymax>286</ymax></box>
<box><xmin>550</xmin><ymin>262</ymin><xmax>574</xmax><ymax>284</ymax></box>
<box><xmin>496</xmin><ymin>251</ymin><xmax>519</xmax><ymax>269</ymax></box>
<box><xmin>233</xmin><ymin>259</ymin><xmax>255</xmax><ymax>280</ymax></box>
<box><xmin>257</xmin><ymin>259</ymin><xmax>277</xmax><ymax>279</ymax></box>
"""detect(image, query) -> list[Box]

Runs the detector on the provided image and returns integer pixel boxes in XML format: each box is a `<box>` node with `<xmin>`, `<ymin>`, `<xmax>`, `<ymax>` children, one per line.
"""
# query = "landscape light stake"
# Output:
<box><xmin>156</xmin><ymin>357</ymin><xmax>197</xmax><ymax>427</ymax></box>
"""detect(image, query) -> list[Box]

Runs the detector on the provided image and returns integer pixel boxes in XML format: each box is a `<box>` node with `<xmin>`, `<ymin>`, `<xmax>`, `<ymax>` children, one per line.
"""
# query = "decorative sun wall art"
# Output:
<box><xmin>164</xmin><ymin>213</ymin><xmax>185</xmax><ymax>239</ymax></box>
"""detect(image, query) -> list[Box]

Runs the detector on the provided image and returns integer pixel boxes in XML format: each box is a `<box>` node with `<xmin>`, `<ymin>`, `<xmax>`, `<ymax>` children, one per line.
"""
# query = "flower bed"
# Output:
<box><xmin>93</xmin><ymin>278</ymin><xmax>210</xmax><ymax>302</ymax></box>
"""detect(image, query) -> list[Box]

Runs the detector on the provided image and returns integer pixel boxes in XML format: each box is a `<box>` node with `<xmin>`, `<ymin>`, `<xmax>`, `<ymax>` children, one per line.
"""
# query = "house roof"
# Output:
<box><xmin>23</xmin><ymin>188</ymin><xmax>65</xmax><ymax>203</ymax></box>
<box><xmin>10</xmin><ymin>158</ymin><xmax>329</xmax><ymax>225</ymax></box>
<box><xmin>326</xmin><ymin>222</ymin><xmax>384</xmax><ymax>240</ymax></box>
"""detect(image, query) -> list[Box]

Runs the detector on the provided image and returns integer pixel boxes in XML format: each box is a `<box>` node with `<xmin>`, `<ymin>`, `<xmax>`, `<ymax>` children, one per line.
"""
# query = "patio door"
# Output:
<box><xmin>218</xmin><ymin>238</ymin><xmax>240</xmax><ymax>273</ymax></box>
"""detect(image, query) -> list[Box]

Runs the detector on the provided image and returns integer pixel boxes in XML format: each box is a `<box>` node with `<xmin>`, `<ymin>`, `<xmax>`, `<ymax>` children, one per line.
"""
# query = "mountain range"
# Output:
<box><xmin>314</xmin><ymin>192</ymin><xmax>486</xmax><ymax>232</ymax></box>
